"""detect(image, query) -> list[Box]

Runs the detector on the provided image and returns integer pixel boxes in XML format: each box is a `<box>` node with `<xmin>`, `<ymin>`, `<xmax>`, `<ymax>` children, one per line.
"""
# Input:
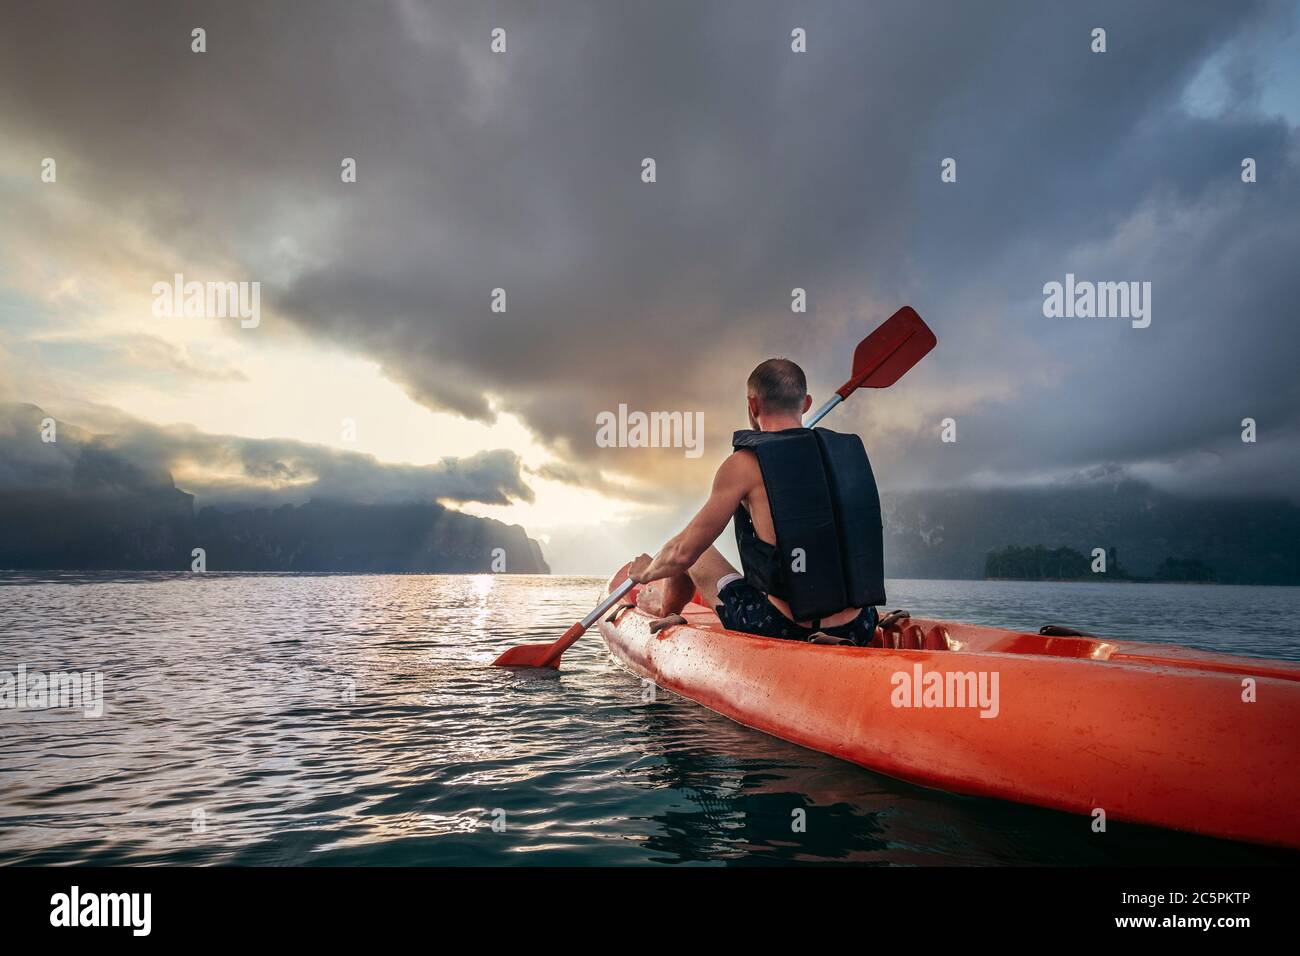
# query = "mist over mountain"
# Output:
<box><xmin>884</xmin><ymin>481</ymin><xmax>1300</xmax><ymax>585</ymax></box>
<box><xmin>190</xmin><ymin>500</ymin><xmax>548</xmax><ymax>574</ymax></box>
<box><xmin>4</xmin><ymin>402</ymin><xmax>1296</xmax><ymax>582</ymax></box>
<box><xmin>0</xmin><ymin>404</ymin><xmax>548</xmax><ymax>573</ymax></box>
<box><xmin>0</xmin><ymin>490</ymin><xmax>549</xmax><ymax>574</ymax></box>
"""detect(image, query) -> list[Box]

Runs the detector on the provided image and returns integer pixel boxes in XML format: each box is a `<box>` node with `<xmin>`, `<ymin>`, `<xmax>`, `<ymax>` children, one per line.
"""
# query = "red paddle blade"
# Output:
<box><xmin>492</xmin><ymin>643</ymin><xmax>561</xmax><ymax>668</ymax></box>
<box><xmin>838</xmin><ymin>306</ymin><xmax>937</xmax><ymax>398</ymax></box>
<box><xmin>492</xmin><ymin>620</ymin><xmax>585</xmax><ymax>668</ymax></box>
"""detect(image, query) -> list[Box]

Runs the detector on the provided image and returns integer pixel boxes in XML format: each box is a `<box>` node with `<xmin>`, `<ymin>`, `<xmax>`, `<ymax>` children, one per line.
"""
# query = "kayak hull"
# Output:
<box><xmin>597</xmin><ymin>567</ymin><xmax>1300</xmax><ymax>849</ymax></box>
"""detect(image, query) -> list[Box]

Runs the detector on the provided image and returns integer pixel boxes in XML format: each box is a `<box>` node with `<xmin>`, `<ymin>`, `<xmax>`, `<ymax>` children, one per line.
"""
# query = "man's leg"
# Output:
<box><xmin>685</xmin><ymin>545</ymin><xmax>740</xmax><ymax>610</ymax></box>
<box><xmin>635</xmin><ymin>546</ymin><xmax>739</xmax><ymax>618</ymax></box>
<box><xmin>635</xmin><ymin>572</ymin><xmax>695</xmax><ymax>617</ymax></box>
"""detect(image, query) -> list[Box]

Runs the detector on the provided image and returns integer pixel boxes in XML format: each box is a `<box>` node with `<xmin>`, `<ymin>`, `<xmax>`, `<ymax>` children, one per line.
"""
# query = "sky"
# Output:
<box><xmin>1</xmin><ymin>0</ymin><xmax>1298</xmax><ymax>573</ymax></box>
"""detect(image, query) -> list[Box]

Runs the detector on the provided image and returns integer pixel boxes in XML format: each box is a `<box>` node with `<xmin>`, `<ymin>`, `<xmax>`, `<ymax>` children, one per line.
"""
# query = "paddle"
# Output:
<box><xmin>492</xmin><ymin>305</ymin><xmax>937</xmax><ymax>668</ymax></box>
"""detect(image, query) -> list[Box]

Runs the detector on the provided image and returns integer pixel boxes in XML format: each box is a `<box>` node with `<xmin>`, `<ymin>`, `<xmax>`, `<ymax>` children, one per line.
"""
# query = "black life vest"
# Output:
<box><xmin>732</xmin><ymin>427</ymin><xmax>886</xmax><ymax>621</ymax></box>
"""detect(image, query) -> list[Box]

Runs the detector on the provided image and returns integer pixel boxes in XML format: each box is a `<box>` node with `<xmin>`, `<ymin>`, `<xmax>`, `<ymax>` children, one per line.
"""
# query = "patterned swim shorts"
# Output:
<box><xmin>716</xmin><ymin>578</ymin><xmax>878</xmax><ymax>645</ymax></box>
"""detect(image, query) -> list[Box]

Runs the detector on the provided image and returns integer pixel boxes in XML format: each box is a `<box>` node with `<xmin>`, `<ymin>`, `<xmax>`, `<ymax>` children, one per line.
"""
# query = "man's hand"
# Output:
<box><xmin>627</xmin><ymin>553</ymin><xmax>654</xmax><ymax>584</ymax></box>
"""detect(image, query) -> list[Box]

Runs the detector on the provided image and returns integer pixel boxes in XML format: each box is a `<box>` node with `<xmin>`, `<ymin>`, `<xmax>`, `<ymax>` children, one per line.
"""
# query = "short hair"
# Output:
<box><xmin>747</xmin><ymin>358</ymin><xmax>807</xmax><ymax>414</ymax></box>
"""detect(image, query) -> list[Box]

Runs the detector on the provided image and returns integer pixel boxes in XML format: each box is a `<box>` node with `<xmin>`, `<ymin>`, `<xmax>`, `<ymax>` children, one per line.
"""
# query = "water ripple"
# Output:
<box><xmin>1</xmin><ymin>572</ymin><xmax>1297</xmax><ymax>865</ymax></box>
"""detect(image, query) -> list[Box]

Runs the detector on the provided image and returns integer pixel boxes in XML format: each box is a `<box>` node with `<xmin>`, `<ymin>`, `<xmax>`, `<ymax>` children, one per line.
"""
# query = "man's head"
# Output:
<box><xmin>746</xmin><ymin>358</ymin><xmax>812</xmax><ymax>429</ymax></box>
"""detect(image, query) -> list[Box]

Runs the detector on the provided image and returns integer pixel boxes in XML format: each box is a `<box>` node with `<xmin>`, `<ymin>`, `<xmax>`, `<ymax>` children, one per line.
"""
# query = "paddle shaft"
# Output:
<box><xmin>804</xmin><ymin>393</ymin><xmax>843</xmax><ymax>429</ymax></box>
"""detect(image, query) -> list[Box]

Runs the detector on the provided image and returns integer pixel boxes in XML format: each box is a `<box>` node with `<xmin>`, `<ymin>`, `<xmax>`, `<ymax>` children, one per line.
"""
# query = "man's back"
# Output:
<box><xmin>729</xmin><ymin>446</ymin><xmax>862</xmax><ymax>629</ymax></box>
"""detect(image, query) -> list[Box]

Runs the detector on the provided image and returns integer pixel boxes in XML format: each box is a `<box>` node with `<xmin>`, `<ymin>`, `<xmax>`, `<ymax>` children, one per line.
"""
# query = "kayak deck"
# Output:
<box><xmin>597</xmin><ymin>567</ymin><xmax>1300</xmax><ymax>849</ymax></box>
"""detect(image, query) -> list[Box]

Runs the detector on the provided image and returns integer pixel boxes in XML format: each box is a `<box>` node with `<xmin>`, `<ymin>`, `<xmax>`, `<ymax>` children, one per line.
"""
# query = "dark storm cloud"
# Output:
<box><xmin>0</xmin><ymin>403</ymin><xmax>534</xmax><ymax>507</ymax></box>
<box><xmin>2</xmin><ymin>0</ymin><xmax>1297</xmax><ymax>499</ymax></box>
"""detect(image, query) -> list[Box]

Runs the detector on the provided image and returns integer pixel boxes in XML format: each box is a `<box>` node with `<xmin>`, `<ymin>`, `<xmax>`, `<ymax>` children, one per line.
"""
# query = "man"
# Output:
<box><xmin>627</xmin><ymin>358</ymin><xmax>885</xmax><ymax>645</ymax></box>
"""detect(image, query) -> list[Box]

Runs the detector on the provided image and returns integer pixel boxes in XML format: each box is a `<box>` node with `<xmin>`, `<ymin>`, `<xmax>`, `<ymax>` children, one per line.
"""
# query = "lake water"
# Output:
<box><xmin>1</xmin><ymin>573</ymin><xmax>1297</xmax><ymax>866</ymax></box>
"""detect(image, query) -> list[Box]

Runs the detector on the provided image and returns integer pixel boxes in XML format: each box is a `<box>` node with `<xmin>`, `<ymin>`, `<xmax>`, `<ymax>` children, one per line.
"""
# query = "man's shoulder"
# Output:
<box><xmin>722</xmin><ymin>447</ymin><xmax>759</xmax><ymax>467</ymax></box>
<box><xmin>717</xmin><ymin>448</ymin><xmax>761</xmax><ymax>485</ymax></box>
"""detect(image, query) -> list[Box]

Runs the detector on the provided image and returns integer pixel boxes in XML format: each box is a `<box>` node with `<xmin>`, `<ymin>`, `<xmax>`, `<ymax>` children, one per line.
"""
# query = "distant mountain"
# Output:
<box><xmin>192</xmin><ymin>499</ymin><xmax>549</xmax><ymax>573</ymax></box>
<box><xmin>0</xmin><ymin>403</ymin><xmax>549</xmax><ymax>573</ymax></box>
<box><xmin>983</xmin><ymin>544</ymin><xmax>1215</xmax><ymax>582</ymax></box>
<box><xmin>0</xmin><ymin>490</ymin><xmax>550</xmax><ymax>574</ymax></box>
<box><xmin>883</xmin><ymin>481</ymin><xmax>1300</xmax><ymax>585</ymax></box>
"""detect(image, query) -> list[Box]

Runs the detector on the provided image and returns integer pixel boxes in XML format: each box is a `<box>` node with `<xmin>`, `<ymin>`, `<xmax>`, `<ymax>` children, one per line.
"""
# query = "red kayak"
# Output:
<box><xmin>597</xmin><ymin>564</ymin><xmax>1300</xmax><ymax>848</ymax></box>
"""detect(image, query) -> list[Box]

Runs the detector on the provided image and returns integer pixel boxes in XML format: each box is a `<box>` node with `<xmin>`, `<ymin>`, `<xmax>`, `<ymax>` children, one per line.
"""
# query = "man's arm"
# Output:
<box><xmin>628</xmin><ymin>452</ymin><xmax>755</xmax><ymax>584</ymax></box>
